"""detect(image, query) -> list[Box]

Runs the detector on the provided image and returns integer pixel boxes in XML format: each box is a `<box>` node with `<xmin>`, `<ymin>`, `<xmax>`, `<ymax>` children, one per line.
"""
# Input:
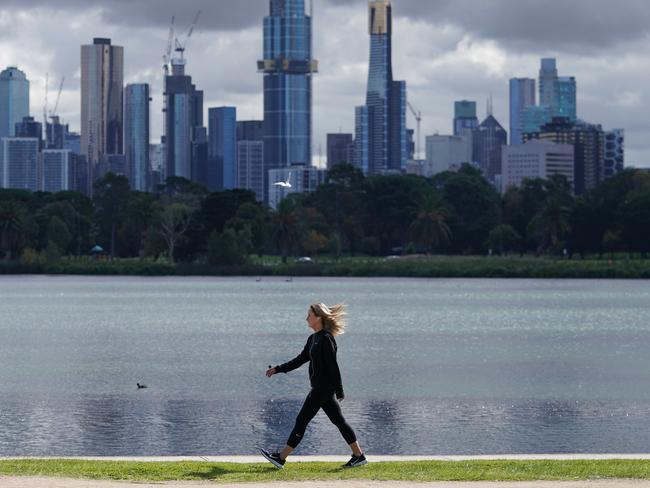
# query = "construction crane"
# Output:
<box><xmin>43</xmin><ymin>72</ymin><xmax>49</xmax><ymax>134</ymax></box>
<box><xmin>50</xmin><ymin>77</ymin><xmax>65</xmax><ymax>117</ymax></box>
<box><xmin>174</xmin><ymin>10</ymin><xmax>201</xmax><ymax>62</ymax></box>
<box><xmin>407</xmin><ymin>101</ymin><xmax>422</xmax><ymax>161</ymax></box>
<box><xmin>162</xmin><ymin>16</ymin><xmax>175</xmax><ymax>76</ymax></box>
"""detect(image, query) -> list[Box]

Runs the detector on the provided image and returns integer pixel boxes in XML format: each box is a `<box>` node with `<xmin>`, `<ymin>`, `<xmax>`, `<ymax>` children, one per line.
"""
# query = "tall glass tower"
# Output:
<box><xmin>509</xmin><ymin>78</ymin><xmax>535</xmax><ymax>145</ymax></box>
<box><xmin>259</xmin><ymin>0</ymin><xmax>317</xmax><ymax>202</ymax></box>
<box><xmin>0</xmin><ymin>67</ymin><xmax>30</xmax><ymax>142</ymax></box>
<box><xmin>125</xmin><ymin>84</ymin><xmax>150</xmax><ymax>191</ymax></box>
<box><xmin>81</xmin><ymin>38</ymin><xmax>124</xmax><ymax>172</ymax></box>
<box><xmin>355</xmin><ymin>0</ymin><xmax>407</xmax><ymax>175</ymax></box>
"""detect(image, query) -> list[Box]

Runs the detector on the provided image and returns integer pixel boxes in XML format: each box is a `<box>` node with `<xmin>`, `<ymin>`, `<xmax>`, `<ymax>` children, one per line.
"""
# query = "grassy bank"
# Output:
<box><xmin>2</xmin><ymin>459</ymin><xmax>650</xmax><ymax>483</ymax></box>
<box><xmin>1</xmin><ymin>255</ymin><xmax>649</xmax><ymax>279</ymax></box>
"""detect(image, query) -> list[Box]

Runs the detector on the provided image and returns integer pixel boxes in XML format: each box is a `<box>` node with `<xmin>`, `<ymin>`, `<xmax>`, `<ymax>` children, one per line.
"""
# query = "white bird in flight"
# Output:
<box><xmin>274</xmin><ymin>172</ymin><xmax>292</xmax><ymax>188</ymax></box>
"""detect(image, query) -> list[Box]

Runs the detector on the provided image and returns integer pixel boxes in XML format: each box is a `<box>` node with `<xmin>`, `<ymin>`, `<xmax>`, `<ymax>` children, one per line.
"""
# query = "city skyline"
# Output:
<box><xmin>0</xmin><ymin>1</ymin><xmax>648</xmax><ymax>166</ymax></box>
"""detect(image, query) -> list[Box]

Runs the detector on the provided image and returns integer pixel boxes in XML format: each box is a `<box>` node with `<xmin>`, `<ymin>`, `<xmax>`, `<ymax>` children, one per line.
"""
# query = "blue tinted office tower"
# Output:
<box><xmin>557</xmin><ymin>76</ymin><xmax>577</xmax><ymax>121</ymax></box>
<box><xmin>64</xmin><ymin>132</ymin><xmax>81</xmax><ymax>154</ymax></box>
<box><xmin>353</xmin><ymin>106</ymin><xmax>369</xmax><ymax>173</ymax></box>
<box><xmin>0</xmin><ymin>67</ymin><xmax>30</xmax><ymax>142</ymax></box>
<box><xmin>1</xmin><ymin>138</ymin><xmax>39</xmax><ymax>190</ymax></box>
<box><xmin>42</xmin><ymin>150</ymin><xmax>73</xmax><ymax>192</ymax></box>
<box><xmin>259</xmin><ymin>0</ymin><xmax>317</xmax><ymax>202</ymax></box>
<box><xmin>509</xmin><ymin>78</ymin><xmax>535</xmax><ymax>145</ymax></box>
<box><xmin>453</xmin><ymin>100</ymin><xmax>479</xmax><ymax>136</ymax></box>
<box><xmin>208</xmin><ymin>107</ymin><xmax>237</xmax><ymax>191</ymax></box>
<box><xmin>125</xmin><ymin>84</ymin><xmax>150</xmax><ymax>191</ymax></box>
<box><xmin>355</xmin><ymin>0</ymin><xmax>407</xmax><ymax>174</ymax></box>
<box><xmin>539</xmin><ymin>58</ymin><xmax>558</xmax><ymax>113</ymax></box>
<box><xmin>164</xmin><ymin>58</ymin><xmax>204</xmax><ymax>181</ymax></box>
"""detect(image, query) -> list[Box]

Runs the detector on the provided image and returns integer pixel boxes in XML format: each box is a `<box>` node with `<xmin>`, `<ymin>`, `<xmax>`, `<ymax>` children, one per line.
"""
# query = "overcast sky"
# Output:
<box><xmin>0</xmin><ymin>0</ymin><xmax>648</xmax><ymax>166</ymax></box>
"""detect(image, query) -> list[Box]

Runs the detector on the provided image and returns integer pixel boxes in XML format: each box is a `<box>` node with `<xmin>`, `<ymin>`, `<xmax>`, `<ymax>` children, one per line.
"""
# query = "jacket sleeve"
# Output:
<box><xmin>276</xmin><ymin>337</ymin><xmax>311</xmax><ymax>374</ymax></box>
<box><xmin>323</xmin><ymin>334</ymin><xmax>344</xmax><ymax>398</ymax></box>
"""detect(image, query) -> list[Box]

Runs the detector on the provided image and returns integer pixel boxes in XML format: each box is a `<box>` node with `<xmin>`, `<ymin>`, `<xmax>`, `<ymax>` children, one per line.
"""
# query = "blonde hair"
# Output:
<box><xmin>310</xmin><ymin>302</ymin><xmax>347</xmax><ymax>336</ymax></box>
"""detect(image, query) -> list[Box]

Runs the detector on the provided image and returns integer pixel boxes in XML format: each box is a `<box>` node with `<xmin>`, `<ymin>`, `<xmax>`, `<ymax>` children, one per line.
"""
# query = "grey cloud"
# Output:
<box><xmin>328</xmin><ymin>0</ymin><xmax>650</xmax><ymax>52</ymax></box>
<box><xmin>0</xmin><ymin>0</ymin><xmax>267</xmax><ymax>31</ymax></box>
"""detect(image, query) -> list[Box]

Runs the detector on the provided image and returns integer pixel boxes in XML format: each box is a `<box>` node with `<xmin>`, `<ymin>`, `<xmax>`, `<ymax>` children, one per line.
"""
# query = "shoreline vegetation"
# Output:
<box><xmin>2</xmin><ymin>459</ymin><xmax>650</xmax><ymax>482</ymax></box>
<box><xmin>1</xmin><ymin>254</ymin><xmax>649</xmax><ymax>279</ymax></box>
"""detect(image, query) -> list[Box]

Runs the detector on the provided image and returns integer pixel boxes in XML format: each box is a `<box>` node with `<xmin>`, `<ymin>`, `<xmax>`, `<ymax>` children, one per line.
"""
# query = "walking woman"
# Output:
<box><xmin>261</xmin><ymin>302</ymin><xmax>367</xmax><ymax>469</ymax></box>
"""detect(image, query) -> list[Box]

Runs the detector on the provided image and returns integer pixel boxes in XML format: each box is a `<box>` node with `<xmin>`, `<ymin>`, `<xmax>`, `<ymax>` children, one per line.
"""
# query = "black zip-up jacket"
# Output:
<box><xmin>276</xmin><ymin>329</ymin><xmax>344</xmax><ymax>399</ymax></box>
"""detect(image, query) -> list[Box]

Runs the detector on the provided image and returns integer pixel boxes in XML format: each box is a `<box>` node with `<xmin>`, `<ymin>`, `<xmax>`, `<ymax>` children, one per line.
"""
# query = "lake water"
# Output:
<box><xmin>0</xmin><ymin>276</ymin><xmax>649</xmax><ymax>455</ymax></box>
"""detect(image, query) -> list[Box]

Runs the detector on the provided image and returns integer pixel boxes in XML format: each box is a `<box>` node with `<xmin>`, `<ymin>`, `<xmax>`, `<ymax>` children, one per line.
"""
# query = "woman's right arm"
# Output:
<box><xmin>272</xmin><ymin>337</ymin><xmax>311</xmax><ymax>375</ymax></box>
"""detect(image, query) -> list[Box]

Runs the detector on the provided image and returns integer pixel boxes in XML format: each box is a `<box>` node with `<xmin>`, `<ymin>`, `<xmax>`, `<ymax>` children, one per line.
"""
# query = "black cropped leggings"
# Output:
<box><xmin>287</xmin><ymin>388</ymin><xmax>357</xmax><ymax>448</ymax></box>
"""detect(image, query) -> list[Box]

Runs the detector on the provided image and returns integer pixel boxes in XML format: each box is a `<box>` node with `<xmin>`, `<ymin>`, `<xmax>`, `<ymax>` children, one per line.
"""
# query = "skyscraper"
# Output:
<box><xmin>164</xmin><ymin>57</ymin><xmax>204</xmax><ymax>182</ymax></box>
<box><xmin>509</xmin><ymin>78</ymin><xmax>535</xmax><ymax>145</ymax></box>
<box><xmin>472</xmin><ymin>114</ymin><xmax>508</xmax><ymax>184</ymax></box>
<box><xmin>0</xmin><ymin>67</ymin><xmax>29</xmax><ymax>142</ymax></box>
<box><xmin>237</xmin><ymin>122</ymin><xmax>265</xmax><ymax>202</ymax></box>
<box><xmin>1</xmin><ymin>138</ymin><xmax>39</xmax><ymax>190</ymax></box>
<box><xmin>208</xmin><ymin>107</ymin><xmax>237</xmax><ymax>191</ymax></box>
<box><xmin>125</xmin><ymin>84</ymin><xmax>150</xmax><ymax>191</ymax></box>
<box><xmin>524</xmin><ymin>117</ymin><xmax>604</xmax><ymax>195</ymax></box>
<box><xmin>355</xmin><ymin>0</ymin><xmax>407</xmax><ymax>175</ymax></box>
<box><xmin>453</xmin><ymin>100</ymin><xmax>479</xmax><ymax>136</ymax></box>
<box><xmin>557</xmin><ymin>76</ymin><xmax>577</xmax><ymax>121</ymax></box>
<box><xmin>81</xmin><ymin>38</ymin><xmax>124</xmax><ymax>175</ymax></box>
<box><xmin>42</xmin><ymin>149</ymin><xmax>73</xmax><ymax>192</ymax></box>
<box><xmin>259</xmin><ymin>0</ymin><xmax>317</xmax><ymax>202</ymax></box>
<box><xmin>603</xmin><ymin>129</ymin><xmax>624</xmax><ymax>179</ymax></box>
<box><xmin>327</xmin><ymin>133</ymin><xmax>353</xmax><ymax>168</ymax></box>
<box><xmin>539</xmin><ymin>58</ymin><xmax>558</xmax><ymax>112</ymax></box>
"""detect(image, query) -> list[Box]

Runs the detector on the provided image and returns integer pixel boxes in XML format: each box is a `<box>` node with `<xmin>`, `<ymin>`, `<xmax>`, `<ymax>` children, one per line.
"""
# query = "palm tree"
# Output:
<box><xmin>272</xmin><ymin>198</ymin><xmax>299</xmax><ymax>264</ymax></box>
<box><xmin>409</xmin><ymin>193</ymin><xmax>452</xmax><ymax>254</ymax></box>
<box><xmin>0</xmin><ymin>201</ymin><xmax>25</xmax><ymax>260</ymax></box>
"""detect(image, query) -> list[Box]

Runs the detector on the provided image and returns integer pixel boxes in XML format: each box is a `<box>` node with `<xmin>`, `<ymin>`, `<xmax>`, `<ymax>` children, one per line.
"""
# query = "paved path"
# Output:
<box><xmin>2</xmin><ymin>479</ymin><xmax>650</xmax><ymax>488</ymax></box>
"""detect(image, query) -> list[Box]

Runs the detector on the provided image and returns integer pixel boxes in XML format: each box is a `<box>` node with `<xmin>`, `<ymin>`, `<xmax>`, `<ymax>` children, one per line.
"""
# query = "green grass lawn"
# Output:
<box><xmin>2</xmin><ymin>459</ymin><xmax>650</xmax><ymax>483</ymax></box>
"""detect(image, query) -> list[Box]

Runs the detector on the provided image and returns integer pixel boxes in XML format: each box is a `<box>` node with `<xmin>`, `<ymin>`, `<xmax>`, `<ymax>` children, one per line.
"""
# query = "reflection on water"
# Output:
<box><xmin>2</xmin><ymin>395</ymin><xmax>650</xmax><ymax>455</ymax></box>
<box><xmin>1</xmin><ymin>276</ymin><xmax>650</xmax><ymax>454</ymax></box>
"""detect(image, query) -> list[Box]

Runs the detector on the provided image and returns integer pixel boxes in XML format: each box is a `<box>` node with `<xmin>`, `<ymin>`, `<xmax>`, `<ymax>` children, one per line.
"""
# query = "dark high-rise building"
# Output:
<box><xmin>603</xmin><ymin>129</ymin><xmax>624</xmax><ymax>179</ymax></box>
<box><xmin>237</xmin><ymin>120</ymin><xmax>264</xmax><ymax>143</ymax></box>
<box><xmin>15</xmin><ymin>116</ymin><xmax>43</xmax><ymax>149</ymax></box>
<box><xmin>164</xmin><ymin>57</ymin><xmax>204</xmax><ymax>182</ymax></box>
<box><xmin>81</xmin><ymin>38</ymin><xmax>124</xmax><ymax>175</ymax></box>
<box><xmin>453</xmin><ymin>100</ymin><xmax>479</xmax><ymax>137</ymax></box>
<box><xmin>524</xmin><ymin>117</ymin><xmax>604</xmax><ymax>195</ymax></box>
<box><xmin>259</xmin><ymin>0</ymin><xmax>317</xmax><ymax>202</ymax></box>
<box><xmin>472</xmin><ymin>114</ymin><xmax>507</xmax><ymax>184</ymax></box>
<box><xmin>355</xmin><ymin>0</ymin><xmax>407</xmax><ymax>175</ymax></box>
<box><xmin>208</xmin><ymin>107</ymin><xmax>237</xmax><ymax>191</ymax></box>
<box><xmin>46</xmin><ymin>116</ymin><xmax>69</xmax><ymax>150</ymax></box>
<box><xmin>327</xmin><ymin>133</ymin><xmax>353</xmax><ymax>168</ymax></box>
<box><xmin>125</xmin><ymin>83</ymin><xmax>150</xmax><ymax>191</ymax></box>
